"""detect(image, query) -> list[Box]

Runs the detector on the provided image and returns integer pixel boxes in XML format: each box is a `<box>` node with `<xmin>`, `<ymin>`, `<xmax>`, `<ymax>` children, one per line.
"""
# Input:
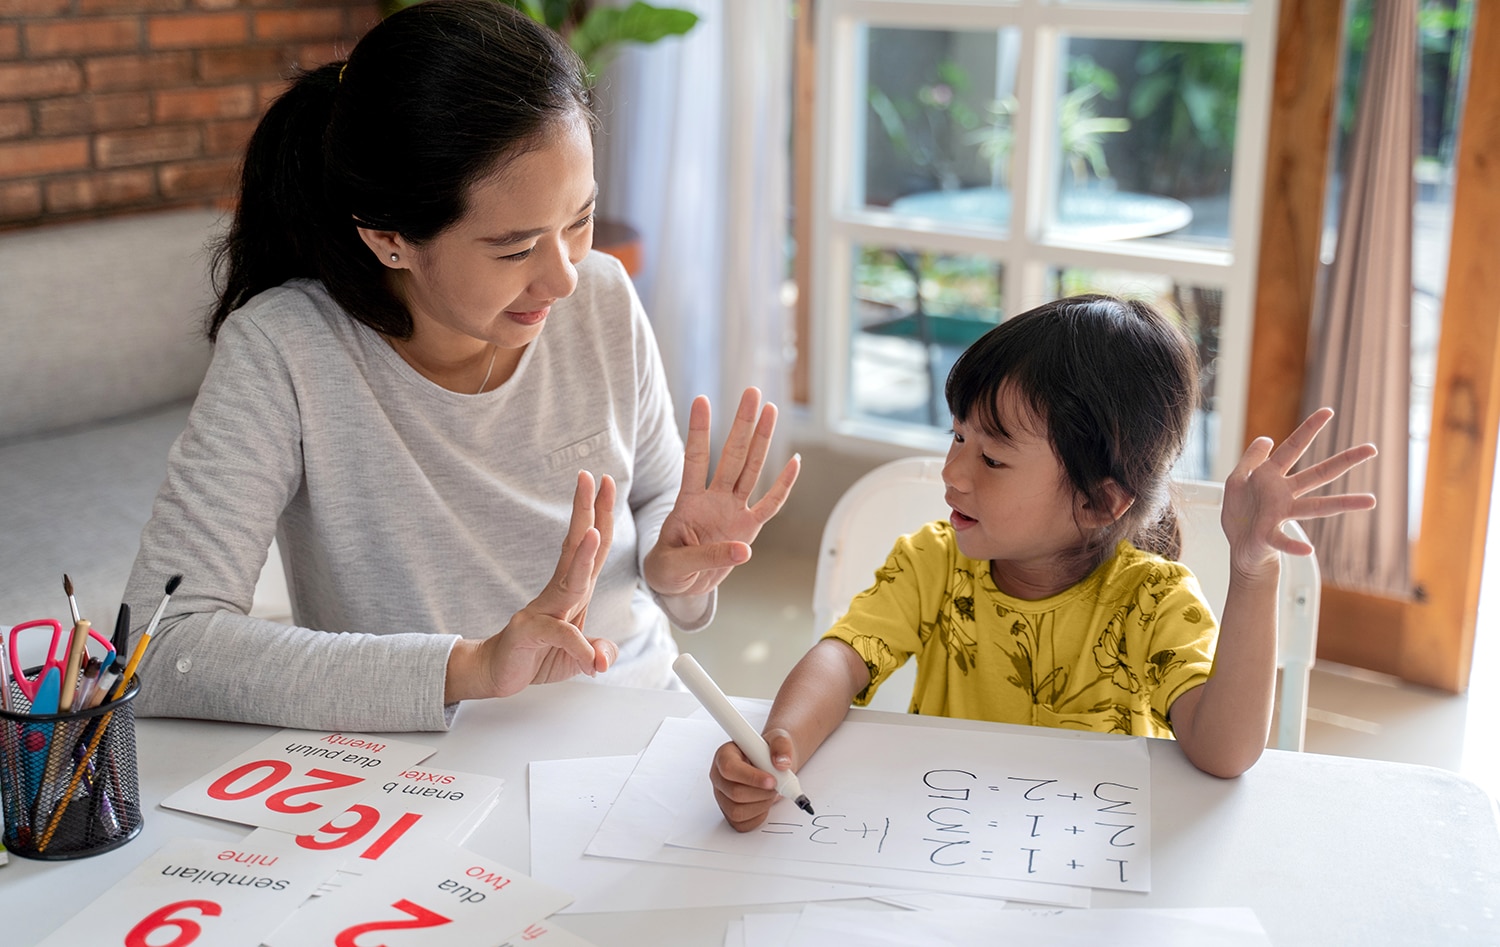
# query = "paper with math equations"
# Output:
<box><xmin>264</xmin><ymin>836</ymin><xmax>572</xmax><ymax>947</ymax></box>
<box><xmin>33</xmin><ymin>834</ymin><xmax>338</xmax><ymax>947</ymax></box>
<box><xmin>161</xmin><ymin>729</ymin><xmax>436</xmax><ymax>833</ymax></box>
<box><xmin>242</xmin><ymin>764</ymin><xmax>504</xmax><ymax>896</ymax></box>
<box><xmin>598</xmin><ymin>714</ymin><xmax>1152</xmax><ymax>893</ymax></box>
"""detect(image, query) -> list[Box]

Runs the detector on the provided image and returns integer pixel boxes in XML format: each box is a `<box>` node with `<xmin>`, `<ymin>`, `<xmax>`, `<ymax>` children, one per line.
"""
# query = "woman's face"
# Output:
<box><xmin>392</xmin><ymin>108</ymin><xmax>597</xmax><ymax>364</ymax></box>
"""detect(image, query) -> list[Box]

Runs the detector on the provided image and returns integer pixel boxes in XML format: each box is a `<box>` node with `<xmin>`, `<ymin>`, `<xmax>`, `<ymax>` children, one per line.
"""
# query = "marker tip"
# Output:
<box><xmin>795</xmin><ymin>795</ymin><xmax>814</xmax><ymax>816</ymax></box>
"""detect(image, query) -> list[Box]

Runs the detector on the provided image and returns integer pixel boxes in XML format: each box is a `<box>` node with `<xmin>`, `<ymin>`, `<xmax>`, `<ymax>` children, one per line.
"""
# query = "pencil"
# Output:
<box><xmin>36</xmin><ymin>574</ymin><xmax>179</xmax><ymax>852</ymax></box>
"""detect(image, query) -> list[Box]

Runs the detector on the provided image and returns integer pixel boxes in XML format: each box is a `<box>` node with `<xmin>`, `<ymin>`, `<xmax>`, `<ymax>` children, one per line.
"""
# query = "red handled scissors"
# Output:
<box><xmin>6</xmin><ymin>618</ymin><xmax>116</xmax><ymax>705</ymax></box>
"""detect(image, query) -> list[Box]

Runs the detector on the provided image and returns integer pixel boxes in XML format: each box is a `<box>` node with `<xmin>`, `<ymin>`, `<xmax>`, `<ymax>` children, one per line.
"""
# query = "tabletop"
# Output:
<box><xmin>3</xmin><ymin>681</ymin><xmax>1498</xmax><ymax>946</ymax></box>
<box><xmin>888</xmin><ymin>186</ymin><xmax>1194</xmax><ymax>242</ymax></box>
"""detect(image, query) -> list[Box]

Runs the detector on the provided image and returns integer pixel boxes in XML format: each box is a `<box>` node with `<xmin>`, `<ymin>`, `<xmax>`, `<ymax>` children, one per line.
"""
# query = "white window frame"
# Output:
<box><xmin>809</xmin><ymin>0</ymin><xmax>1280</xmax><ymax>479</ymax></box>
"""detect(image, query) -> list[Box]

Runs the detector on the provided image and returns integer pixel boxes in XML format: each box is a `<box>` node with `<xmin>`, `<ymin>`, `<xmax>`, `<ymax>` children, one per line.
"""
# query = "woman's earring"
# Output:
<box><xmin>389</xmin><ymin>253</ymin><xmax>399</xmax><ymax>263</ymax></box>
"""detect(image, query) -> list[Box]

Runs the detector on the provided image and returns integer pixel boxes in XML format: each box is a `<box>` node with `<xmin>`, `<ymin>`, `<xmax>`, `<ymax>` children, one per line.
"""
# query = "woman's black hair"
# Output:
<box><xmin>945</xmin><ymin>294</ymin><xmax>1199</xmax><ymax>564</ymax></box>
<box><xmin>206</xmin><ymin>0</ymin><xmax>593</xmax><ymax>341</ymax></box>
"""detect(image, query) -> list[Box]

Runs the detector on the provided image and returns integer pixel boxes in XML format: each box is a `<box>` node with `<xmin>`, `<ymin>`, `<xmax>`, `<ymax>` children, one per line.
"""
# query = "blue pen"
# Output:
<box><xmin>20</xmin><ymin>666</ymin><xmax>60</xmax><ymax>807</ymax></box>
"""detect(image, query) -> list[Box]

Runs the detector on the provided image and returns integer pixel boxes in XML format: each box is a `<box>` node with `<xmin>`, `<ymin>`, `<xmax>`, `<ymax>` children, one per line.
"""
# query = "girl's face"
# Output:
<box><xmin>943</xmin><ymin>386</ymin><xmax>1094</xmax><ymax>599</ymax></box>
<box><xmin>387</xmin><ymin>108</ymin><xmax>597</xmax><ymax>380</ymax></box>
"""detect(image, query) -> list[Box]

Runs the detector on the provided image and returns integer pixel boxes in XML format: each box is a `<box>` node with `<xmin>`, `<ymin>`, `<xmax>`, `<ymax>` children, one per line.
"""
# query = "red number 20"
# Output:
<box><xmin>124</xmin><ymin>900</ymin><xmax>223</xmax><ymax>947</ymax></box>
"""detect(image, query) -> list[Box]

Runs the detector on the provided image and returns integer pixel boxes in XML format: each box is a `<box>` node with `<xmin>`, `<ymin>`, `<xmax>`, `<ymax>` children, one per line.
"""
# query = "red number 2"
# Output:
<box><xmin>124</xmin><ymin>900</ymin><xmax>223</xmax><ymax>947</ymax></box>
<box><xmin>335</xmin><ymin>899</ymin><xmax>452</xmax><ymax>947</ymax></box>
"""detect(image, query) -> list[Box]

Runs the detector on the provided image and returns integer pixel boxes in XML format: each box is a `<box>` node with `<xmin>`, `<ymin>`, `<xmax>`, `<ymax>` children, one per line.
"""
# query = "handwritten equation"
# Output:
<box><xmin>667</xmin><ymin>720</ymin><xmax>1152</xmax><ymax>892</ymax></box>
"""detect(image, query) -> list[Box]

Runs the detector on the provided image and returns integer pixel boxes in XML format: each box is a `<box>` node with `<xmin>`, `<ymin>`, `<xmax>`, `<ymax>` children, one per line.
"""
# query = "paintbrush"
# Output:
<box><xmin>62</xmin><ymin>573</ymin><xmax>81</xmax><ymax>626</ymax></box>
<box><xmin>138</xmin><ymin>574</ymin><xmax>183</xmax><ymax>646</ymax></box>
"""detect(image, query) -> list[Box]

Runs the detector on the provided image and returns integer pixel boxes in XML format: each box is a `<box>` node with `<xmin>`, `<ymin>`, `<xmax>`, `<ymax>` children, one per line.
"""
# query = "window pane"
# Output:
<box><xmin>851</xmin><ymin>246</ymin><xmax>1004</xmax><ymax>428</ymax></box>
<box><xmin>1047</xmin><ymin>267</ymin><xmax>1222</xmax><ymax>480</ymax></box>
<box><xmin>1050</xmin><ymin>37</ymin><xmax>1241</xmax><ymax>247</ymax></box>
<box><xmin>863</xmin><ymin>25</ymin><xmax>1021</xmax><ymax>235</ymax></box>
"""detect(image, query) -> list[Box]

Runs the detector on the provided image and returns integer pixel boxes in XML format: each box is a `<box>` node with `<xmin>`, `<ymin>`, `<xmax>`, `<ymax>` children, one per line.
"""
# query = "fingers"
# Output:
<box><xmin>710</xmin><ymin>741</ymin><xmax>779</xmax><ymax>832</ymax></box>
<box><xmin>592</xmin><ymin>474</ymin><xmax>617</xmax><ymax>582</ymax></box>
<box><xmin>748</xmin><ymin>453</ymin><xmax>801</xmax><ymax>524</ymax></box>
<box><xmin>709</xmin><ymin>388</ymin><xmax>763</xmax><ymax>495</ymax></box>
<box><xmin>764</xmin><ymin>729</ymin><xmax>797</xmax><ymax>771</ymax></box>
<box><xmin>1291</xmin><ymin>492</ymin><xmax>1378</xmax><ymax>519</ymax></box>
<box><xmin>681</xmin><ymin>395</ymin><xmax>713</xmax><ymax>495</ymax></box>
<box><xmin>554</xmin><ymin>471</ymin><xmax>598</xmax><ymax>582</ymax></box>
<box><xmin>1290</xmin><ymin>443</ymin><xmax>1379</xmax><ymax>497</ymax></box>
<box><xmin>532</xmin><ymin>527</ymin><xmax>600</xmax><ymax>619</ymax></box>
<box><xmin>732</xmin><ymin>397</ymin><xmax>777</xmax><ymax>500</ymax></box>
<box><xmin>652</xmin><ymin>541</ymin><xmax>751</xmax><ymax>593</ymax></box>
<box><xmin>588</xmin><ymin>637</ymin><xmax>618</xmax><ymax>673</ymax></box>
<box><xmin>1265</xmin><ymin>407</ymin><xmax>1335</xmax><ymax>474</ymax></box>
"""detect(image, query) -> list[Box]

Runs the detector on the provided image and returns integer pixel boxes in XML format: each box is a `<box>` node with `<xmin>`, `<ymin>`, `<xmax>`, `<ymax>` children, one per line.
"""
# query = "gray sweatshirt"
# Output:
<box><xmin>124</xmin><ymin>252</ymin><xmax>710</xmax><ymax>731</ymax></box>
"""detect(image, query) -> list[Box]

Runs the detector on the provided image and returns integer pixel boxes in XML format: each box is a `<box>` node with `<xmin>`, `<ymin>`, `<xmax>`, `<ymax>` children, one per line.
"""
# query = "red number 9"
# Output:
<box><xmin>125</xmin><ymin>900</ymin><xmax>223</xmax><ymax>947</ymax></box>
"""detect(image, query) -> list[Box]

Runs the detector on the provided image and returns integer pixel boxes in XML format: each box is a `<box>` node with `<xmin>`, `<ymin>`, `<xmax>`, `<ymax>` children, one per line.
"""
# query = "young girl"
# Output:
<box><xmin>122</xmin><ymin>0</ymin><xmax>797</xmax><ymax>732</ymax></box>
<box><xmin>711</xmin><ymin>294</ymin><xmax>1377</xmax><ymax>830</ymax></box>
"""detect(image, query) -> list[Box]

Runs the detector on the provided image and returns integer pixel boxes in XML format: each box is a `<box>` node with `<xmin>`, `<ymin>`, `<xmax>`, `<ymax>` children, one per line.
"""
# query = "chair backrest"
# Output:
<box><xmin>812</xmin><ymin>457</ymin><xmax>951</xmax><ymax>714</ymax></box>
<box><xmin>811</xmin><ymin>461</ymin><xmax>1319</xmax><ymax>749</ymax></box>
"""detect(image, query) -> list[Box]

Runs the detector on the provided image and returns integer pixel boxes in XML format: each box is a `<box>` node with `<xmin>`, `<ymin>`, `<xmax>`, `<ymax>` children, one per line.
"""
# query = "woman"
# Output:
<box><xmin>123</xmin><ymin>0</ymin><xmax>797</xmax><ymax>731</ymax></box>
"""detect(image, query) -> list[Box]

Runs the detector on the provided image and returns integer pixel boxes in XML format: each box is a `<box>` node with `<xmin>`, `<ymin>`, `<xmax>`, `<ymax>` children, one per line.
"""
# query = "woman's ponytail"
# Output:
<box><xmin>207</xmin><ymin>62</ymin><xmax>345</xmax><ymax>341</ymax></box>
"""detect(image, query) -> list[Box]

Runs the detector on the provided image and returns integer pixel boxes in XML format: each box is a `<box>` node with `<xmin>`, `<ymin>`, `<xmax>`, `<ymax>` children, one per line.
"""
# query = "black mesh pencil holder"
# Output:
<box><xmin>0</xmin><ymin>673</ymin><xmax>143</xmax><ymax>860</ymax></box>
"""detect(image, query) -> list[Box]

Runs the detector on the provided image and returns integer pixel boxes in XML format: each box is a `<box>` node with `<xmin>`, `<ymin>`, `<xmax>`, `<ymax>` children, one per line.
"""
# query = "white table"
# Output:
<box><xmin>4</xmin><ymin>681</ymin><xmax>1498</xmax><ymax>945</ymax></box>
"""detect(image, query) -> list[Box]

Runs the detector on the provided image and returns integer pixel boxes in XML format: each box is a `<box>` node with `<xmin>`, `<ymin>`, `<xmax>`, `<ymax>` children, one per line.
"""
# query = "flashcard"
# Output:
<box><xmin>162</xmin><ymin>729</ymin><xmax>436</xmax><ymax>833</ymax></box>
<box><xmin>265</xmin><ymin>836</ymin><xmax>573</xmax><ymax>947</ymax></box>
<box><xmin>244</xmin><ymin>765</ymin><xmax>502</xmax><ymax>881</ymax></box>
<box><xmin>33</xmin><ymin>834</ymin><xmax>335</xmax><ymax>947</ymax></box>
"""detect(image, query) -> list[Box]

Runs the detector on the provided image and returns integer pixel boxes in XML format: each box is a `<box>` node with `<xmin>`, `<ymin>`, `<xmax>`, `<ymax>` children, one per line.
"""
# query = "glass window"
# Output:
<box><xmin>851</xmin><ymin>245</ymin><xmax>1004</xmax><ymax>427</ymax></box>
<box><xmin>863</xmin><ymin>26</ymin><xmax>1021</xmax><ymax>235</ymax></box>
<box><xmin>1050</xmin><ymin>37</ymin><xmax>1241</xmax><ymax>248</ymax></box>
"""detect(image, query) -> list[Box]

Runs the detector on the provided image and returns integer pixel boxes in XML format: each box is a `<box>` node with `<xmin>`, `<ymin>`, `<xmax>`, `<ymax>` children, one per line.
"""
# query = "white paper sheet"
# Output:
<box><xmin>529</xmin><ymin>755</ymin><xmax>881</xmax><ymax>912</ymax></box>
<box><xmin>740</xmin><ymin>912</ymin><xmax>801</xmax><ymax>947</ymax></box>
<box><xmin>586</xmin><ymin>716</ymin><xmax>1091</xmax><ymax>905</ymax></box>
<box><xmin>781</xmin><ymin>904</ymin><xmax>1272</xmax><ymax>947</ymax></box>
<box><xmin>661</xmin><ymin>715</ymin><xmax>1152</xmax><ymax>891</ymax></box>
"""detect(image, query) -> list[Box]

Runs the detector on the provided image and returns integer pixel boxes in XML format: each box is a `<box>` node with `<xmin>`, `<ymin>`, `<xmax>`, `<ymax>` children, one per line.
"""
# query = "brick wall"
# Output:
<box><xmin>0</xmin><ymin>0</ymin><xmax>381</xmax><ymax>229</ymax></box>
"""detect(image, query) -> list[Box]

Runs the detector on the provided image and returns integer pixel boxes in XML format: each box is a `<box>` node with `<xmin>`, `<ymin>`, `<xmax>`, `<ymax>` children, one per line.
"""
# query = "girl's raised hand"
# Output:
<box><xmin>445</xmin><ymin>471</ymin><xmax>618</xmax><ymax>702</ymax></box>
<box><xmin>644</xmin><ymin>388</ymin><xmax>800</xmax><ymax>599</ymax></box>
<box><xmin>1221</xmin><ymin>407</ymin><xmax>1377</xmax><ymax>577</ymax></box>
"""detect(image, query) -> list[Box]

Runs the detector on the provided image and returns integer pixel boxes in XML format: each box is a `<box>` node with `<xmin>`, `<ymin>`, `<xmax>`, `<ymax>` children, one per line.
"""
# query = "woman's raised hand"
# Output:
<box><xmin>445</xmin><ymin>471</ymin><xmax>618</xmax><ymax>702</ymax></box>
<box><xmin>643</xmin><ymin>388</ymin><xmax>800</xmax><ymax>599</ymax></box>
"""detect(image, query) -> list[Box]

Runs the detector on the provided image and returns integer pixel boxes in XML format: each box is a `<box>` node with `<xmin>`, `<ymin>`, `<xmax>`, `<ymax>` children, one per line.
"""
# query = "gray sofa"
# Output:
<box><xmin>1</xmin><ymin>209</ymin><xmax>290</xmax><ymax>641</ymax></box>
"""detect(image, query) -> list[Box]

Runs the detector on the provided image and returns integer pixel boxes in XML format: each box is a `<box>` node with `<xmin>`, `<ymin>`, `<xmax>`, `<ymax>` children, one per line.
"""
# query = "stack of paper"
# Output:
<box><xmin>569</xmin><ymin>710</ymin><xmax>1152</xmax><ymax>902</ymax></box>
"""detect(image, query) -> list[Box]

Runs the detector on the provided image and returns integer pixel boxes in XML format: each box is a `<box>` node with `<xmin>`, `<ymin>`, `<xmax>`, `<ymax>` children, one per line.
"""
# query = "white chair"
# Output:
<box><xmin>811</xmin><ymin>459</ymin><xmax>1319</xmax><ymax>751</ymax></box>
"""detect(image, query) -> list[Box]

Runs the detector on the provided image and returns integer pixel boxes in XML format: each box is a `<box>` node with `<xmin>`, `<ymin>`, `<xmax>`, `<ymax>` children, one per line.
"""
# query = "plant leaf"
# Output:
<box><xmin>570</xmin><ymin>2</ymin><xmax>699</xmax><ymax>74</ymax></box>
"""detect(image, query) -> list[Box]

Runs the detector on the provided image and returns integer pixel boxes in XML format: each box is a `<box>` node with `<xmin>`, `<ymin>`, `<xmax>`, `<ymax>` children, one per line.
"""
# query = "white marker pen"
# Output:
<box><xmin>673</xmin><ymin>652</ymin><xmax>815</xmax><ymax>815</ymax></box>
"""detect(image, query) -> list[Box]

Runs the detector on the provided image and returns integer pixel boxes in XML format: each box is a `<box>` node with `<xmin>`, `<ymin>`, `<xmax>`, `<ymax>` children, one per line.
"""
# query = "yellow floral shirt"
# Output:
<box><xmin>822</xmin><ymin>522</ymin><xmax>1217</xmax><ymax>738</ymax></box>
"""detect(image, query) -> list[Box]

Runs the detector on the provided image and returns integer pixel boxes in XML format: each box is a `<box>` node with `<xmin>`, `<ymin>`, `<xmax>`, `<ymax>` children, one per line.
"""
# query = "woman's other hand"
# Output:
<box><xmin>644</xmin><ymin>388</ymin><xmax>800</xmax><ymax>599</ymax></box>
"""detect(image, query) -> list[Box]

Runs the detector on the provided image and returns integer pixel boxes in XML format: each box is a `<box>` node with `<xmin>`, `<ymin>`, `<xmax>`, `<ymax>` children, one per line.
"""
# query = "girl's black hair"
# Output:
<box><xmin>206</xmin><ymin>0</ymin><xmax>593</xmax><ymax>341</ymax></box>
<box><xmin>945</xmin><ymin>294</ymin><xmax>1199</xmax><ymax>564</ymax></box>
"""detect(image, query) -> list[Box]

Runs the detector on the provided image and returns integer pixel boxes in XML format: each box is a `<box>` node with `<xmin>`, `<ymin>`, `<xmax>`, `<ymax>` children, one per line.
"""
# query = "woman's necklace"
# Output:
<box><xmin>474</xmin><ymin>344</ymin><xmax>497</xmax><ymax>395</ymax></box>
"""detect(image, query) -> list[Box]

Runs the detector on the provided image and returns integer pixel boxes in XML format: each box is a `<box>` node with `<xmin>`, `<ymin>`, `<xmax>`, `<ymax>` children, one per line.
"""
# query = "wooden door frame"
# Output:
<box><xmin>1247</xmin><ymin>0</ymin><xmax>1499</xmax><ymax>693</ymax></box>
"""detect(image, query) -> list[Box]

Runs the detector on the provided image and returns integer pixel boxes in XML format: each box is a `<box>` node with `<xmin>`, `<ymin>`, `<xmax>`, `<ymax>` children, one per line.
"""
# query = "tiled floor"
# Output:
<box><xmin>676</xmin><ymin>443</ymin><xmax>1500</xmax><ymax>802</ymax></box>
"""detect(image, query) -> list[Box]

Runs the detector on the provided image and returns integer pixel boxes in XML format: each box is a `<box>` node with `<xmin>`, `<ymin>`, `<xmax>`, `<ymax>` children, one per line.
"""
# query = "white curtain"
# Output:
<box><xmin>594</xmin><ymin>0</ymin><xmax>793</xmax><ymax>445</ymax></box>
